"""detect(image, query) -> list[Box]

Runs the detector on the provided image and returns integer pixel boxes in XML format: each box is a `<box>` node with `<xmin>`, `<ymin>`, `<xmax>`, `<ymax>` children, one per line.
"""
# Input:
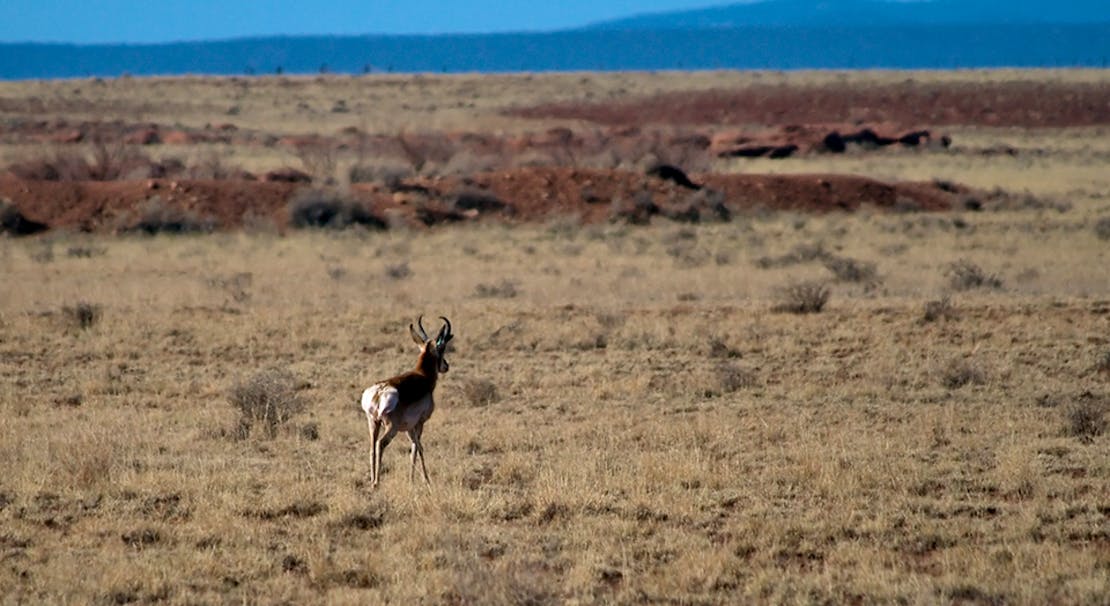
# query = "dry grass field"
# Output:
<box><xmin>1</xmin><ymin>70</ymin><xmax>1109</xmax><ymax>604</ymax></box>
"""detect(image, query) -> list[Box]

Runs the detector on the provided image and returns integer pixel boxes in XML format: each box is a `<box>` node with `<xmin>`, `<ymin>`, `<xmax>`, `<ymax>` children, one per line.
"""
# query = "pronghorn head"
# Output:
<box><xmin>410</xmin><ymin>315</ymin><xmax>453</xmax><ymax>374</ymax></box>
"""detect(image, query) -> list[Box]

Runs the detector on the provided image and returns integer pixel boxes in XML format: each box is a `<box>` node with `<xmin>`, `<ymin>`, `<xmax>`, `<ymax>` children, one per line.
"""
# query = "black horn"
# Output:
<box><xmin>417</xmin><ymin>315</ymin><xmax>430</xmax><ymax>341</ymax></box>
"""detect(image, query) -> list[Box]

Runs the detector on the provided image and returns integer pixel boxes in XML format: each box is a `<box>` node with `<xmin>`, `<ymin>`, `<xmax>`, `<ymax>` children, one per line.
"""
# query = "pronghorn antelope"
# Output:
<box><xmin>361</xmin><ymin>316</ymin><xmax>453</xmax><ymax>488</ymax></box>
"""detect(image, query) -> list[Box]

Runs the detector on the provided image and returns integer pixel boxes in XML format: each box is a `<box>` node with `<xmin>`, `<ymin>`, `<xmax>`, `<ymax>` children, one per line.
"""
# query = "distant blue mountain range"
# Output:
<box><xmin>1</xmin><ymin>1</ymin><xmax>1109</xmax><ymax>79</ymax></box>
<box><xmin>585</xmin><ymin>0</ymin><xmax>1110</xmax><ymax>29</ymax></box>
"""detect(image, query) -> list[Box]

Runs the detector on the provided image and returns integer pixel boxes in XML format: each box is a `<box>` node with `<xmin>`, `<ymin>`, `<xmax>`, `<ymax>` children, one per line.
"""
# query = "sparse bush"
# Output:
<box><xmin>666</xmin><ymin>188</ymin><xmax>732</xmax><ymax>223</ymax></box>
<box><xmin>610</xmin><ymin>191</ymin><xmax>659</xmax><ymax>225</ymax></box>
<box><xmin>228</xmin><ymin>369</ymin><xmax>307</xmax><ymax>438</ymax></box>
<box><xmin>287</xmin><ymin>188</ymin><xmax>386</xmax><ymax>230</ymax></box>
<box><xmin>922</xmin><ymin>296</ymin><xmax>958</xmax><ymax>323</ymax></box>
<box><xmin>822</xmin><ymin>255</ymin><xmax>878</xmax><ymax>284</ymax></box>
<box><xmin>65</xmin><ymin>244</ymin><xmax>106</xmax><ymax>258</ymax></box>
<box><xmin>0</xmin><ymin>197</ymin><xmax>48</xmax><ymax>236</ymax></box>
<box><xmin>293</xmin><ymin>141</ymin><xmax>338</xmax><ymax>183</ymax></box>
<box><xmin>1095</xmin><ymin>350</ymin><xmax>1110</xmax><ymax>376</ymax></box>
<box><xmin>716</xmin><ymin>363</ymin><xmax>757</xmax><ymax>393</ymax></box>
<box><xmin>452</xmin><ymin>189</ymin><xmax>510</xmax><ymax>215</ymax></box>
<box><xmin>1063</xmin><ymin>392</ymin><xmax>1107</xmax><ymax>442</ymax></box>
<box><xmin>63</xmin><ymin>301</ymin><xmax>102</xmax><ymax>330</ymax></box>
<box><xmin>772</xmin><ymin>281</ymin><xmax>830</xmax><ymax>314</ymax></box>
<box><xmin>755</xmin><ymin>243</ymin><xmax>828</xmax><ymax>269</ymax></box>
<box><xmin>474</xmin><ymin>279</ymin><xmax>519</xmax><ymax>299</ymax></box>
<box><xmin>941</xmin><ymin>357</ymin><xmax>985</xmax><ymax>389</ymax></box>
<box><xmin>384</xmin><ymin>262</ymin><xmax>411</xmax><ymax>280</ymax></box>
<box><xmin>460</xmin><ymin>378</ymin><xmax>500</xmax><ymax>407</ymax></box>
<box><xmin>1094</xmin><ymin>217</ymin><xmax>1110</xmax><ymax>241</ymax></box>
<box><xmin>6</xmin><ymin>141</ymin><xmax>153</xmax><ymax>182</ymax></box>
<box><xmin>347</xmin><ymin>163</ymin><xmax>411</xmax><ymax>186</ymax></box>
<box><xmin>945</xmin><ymin>259</ymin><xmax>1003</xmax><ymax>291</ymax></box>
<box><xmin>124</xmin><ymin>197</ymin><xmax>215</xmax><ymax>235</ymax></box>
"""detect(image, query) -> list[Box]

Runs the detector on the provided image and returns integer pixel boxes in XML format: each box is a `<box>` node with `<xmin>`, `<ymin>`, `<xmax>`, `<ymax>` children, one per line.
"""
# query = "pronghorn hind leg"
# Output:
<box><xmin>368</xmin><ymin>416</ymin><xmax>380</xmax><ymax>488</ymax></box>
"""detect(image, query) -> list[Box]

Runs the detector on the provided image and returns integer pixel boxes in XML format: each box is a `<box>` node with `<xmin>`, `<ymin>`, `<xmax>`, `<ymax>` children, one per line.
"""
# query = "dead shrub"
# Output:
<box><xmin>0</xmin><ymin>198</ymin><xmax>48</xmax><ymax>236</ymax></box>
<box><xmin>755</xmin><ymin>243</ymin><xmax>828</xmax><ymax>269</ymax></box>
<box><xmin>7</xmin><ymin>141</ymin><xmax>152</xmax><ymax>182</ymax></box>
<box><xmin>287</xmin><ymin>188</ymin><xmax>386</xmax><ymax>230</ymax></box>
<box><xmin>945</xmin><ymin>259</ymin><xmax>1003</xmax><ymax>291</ymax></box>
<box><xmin>475</xmin><ymin>279</ymin><xmax>519</xmax><ymax>299</ymax></box>
<box><xmin>1095</xmin><ymin>350</ymin><xmax>1110</xmax><ymax>376</ymax></box>
<box><xmin>941</xmin><ymin>357</ymin><xmax>986</xmax><ymax>389</ymax></box>
<box><xmin>922</xmin><ymin>296</ymin><xmax>958</xmax><ymax>323</ymax></box>
<box><xmin>822</xmin><ymin>255</ymin><xmax>878</xmax><ymax>284</ymax></box>
<box><xmin>772</xmin><ymin>281</ymin><xmax>830</xmax><ymax>314</ymax></box>
<box><xmin>124</xmin><ymin>198</ymin><xmax>215</xmax><ymax>235</ymax></box>
<box><xmin>1063</xmin><ymin>392</ymin><xmax>1106</xmax><ymax>442</ymax></box>
<box><xmin>293</xmin><ymin>141</ymin><xmax>338</xmax><ymax>183</ymax></box>
<box><xmin>460</xmin><ymin>378</ymin><xmax>500</xmax><ymax>407</ymax></box>
<box><xmin>348</xmin><ymin>163</ymin><xmax>411</xmax><ymax>186</ymax></box>
<box><xmin>666</xmin><ymin>189</ymin><xmax>732</xmax><ymax>223</ymax></box>
<box><xmin>1094</xmin><ymin>217</ymin><xmax>1110</xmax><ymax>241</ymax></box>
<box><xmin>228</xmin><ymin>369</ymin><xmax>307</xmax><ymax>438</ymax></box>
<box><xmin>716</xmin><ymin>363</ymin><xmax>757</xmax><ymax>393</ymax></box>
<box><xmin>384</xmin><ymin>262</ymin><xmax>411</xmax><ymax>280</ymax></box>
<box><xmin>610</xmin><ymin>191</ymin><xmax>659</xmax><ymax>225</ymax></box>
<box><xmin>63</xmin><ymin>301</ymin><xmax>102</xmax><ymax>330</ymax></box>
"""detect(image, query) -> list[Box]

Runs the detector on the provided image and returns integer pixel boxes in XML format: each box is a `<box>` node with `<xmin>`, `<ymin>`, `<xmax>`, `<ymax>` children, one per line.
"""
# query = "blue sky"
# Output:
<box><xmin>0</xmin><ymin>1</ymin><xmax>734</xmax><ymax>44</ymax></box>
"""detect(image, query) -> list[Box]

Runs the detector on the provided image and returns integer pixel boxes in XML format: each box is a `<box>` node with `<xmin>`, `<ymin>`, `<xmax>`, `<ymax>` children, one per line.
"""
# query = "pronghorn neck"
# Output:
<box><xmin>414</xmin><ymin>348</ymin><xmax>440</xmax><ymax>383</ymax></box>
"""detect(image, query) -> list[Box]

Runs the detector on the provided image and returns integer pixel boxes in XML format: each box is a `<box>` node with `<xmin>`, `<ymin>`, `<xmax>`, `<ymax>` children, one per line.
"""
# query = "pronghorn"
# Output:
<box><xmin>361</xmin><ymin>316</ymin><xmax>453</xmax><ymax>488</ymax></box>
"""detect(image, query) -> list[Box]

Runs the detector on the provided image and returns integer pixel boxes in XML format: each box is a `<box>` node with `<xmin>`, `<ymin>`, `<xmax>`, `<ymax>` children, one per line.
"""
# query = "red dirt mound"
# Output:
<box><xmin>1</xmin><ymin>167</ymin><xmax>964</xmax><ymax>234</ymax></box>
<box><xmin>508</xmin><ymin>80</ymin><xmax>1110</xmax><ymax>128</ymax></box>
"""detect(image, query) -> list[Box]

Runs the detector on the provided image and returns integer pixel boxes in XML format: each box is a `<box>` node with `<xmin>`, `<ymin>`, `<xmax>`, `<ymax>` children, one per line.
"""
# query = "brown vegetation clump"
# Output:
<box><xmin>62</xmin><ymin>301</ymin><xmax>101</xmax><ymax>330</ymax></box>
<box><xmin>941</xmin><ymin>357</ymin><xmax>986</xmax><ymax>389</ymax></box>
<box><xmin>1064</xmin><ymin>392</ymin><xmax>1107</xmax><ymax>442</ymax></box>
<box><xmin>945</xmin><ymin>259</ymin><xmax>1003</xmax><ymax>291</ymax></box>
<box><xmin>772</xmin><ymin>280</ymin><xmax>830</xmax><ymax>314</ymax></box>
<box><xmin>287</xmin><ymin>188</ymin><xmax>386</xmax><ymax>230</ymax></box>
<box><xmin>228</xmin><ymin>369</ymin><xmax>307</xmax><ymax>438</ymax></box>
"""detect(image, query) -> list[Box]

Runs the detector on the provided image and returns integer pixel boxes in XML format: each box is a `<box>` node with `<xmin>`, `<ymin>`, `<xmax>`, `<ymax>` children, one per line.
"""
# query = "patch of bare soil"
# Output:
<box><xmin>1</xmin><ymin>167</ymin><xmax>964</xmax><ymax>234</ymax></box>
<box><xmin>507</xmin><ymin>80</ymin><xmax>1110</xmax><ymax>128</ymax></box>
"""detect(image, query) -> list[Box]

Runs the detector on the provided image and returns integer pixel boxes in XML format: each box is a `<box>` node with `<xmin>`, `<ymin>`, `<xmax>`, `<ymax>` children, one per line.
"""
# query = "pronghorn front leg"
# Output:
<box><xmin>411</xmin><ymin>423</ymin><xmax>430</xmax><ymax>484</ymax></box>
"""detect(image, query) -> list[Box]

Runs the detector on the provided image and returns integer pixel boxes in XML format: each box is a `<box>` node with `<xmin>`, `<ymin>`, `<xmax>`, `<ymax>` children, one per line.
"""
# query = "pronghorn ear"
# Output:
<box><xmin>409</xmin><ymin>323</ymin><xmax>426</xmax><ymax>346</ymax></box>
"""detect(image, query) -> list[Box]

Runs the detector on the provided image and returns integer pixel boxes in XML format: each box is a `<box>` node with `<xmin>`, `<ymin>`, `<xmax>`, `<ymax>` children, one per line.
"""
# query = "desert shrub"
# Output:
<box><xmin>941</xmin><ymin>357</ymin><xmax>986</xmax><ymax>389</ymax></box>
<box><xmin>347</xmin><ymin>163</ymin><xmax>411</xmax><ymax>186</ymax></box>
<box><xmin>822</xmin><ymin>255</ymin><xmax>878</xmax><ymax>284</ymax></box>
<box><xmin>610</xmin><ymin>191</ymin><xmax>659</xmax><ymax>225</ymax></box>
<box><xmin>772</xmin><ymin>281</ymin><xmax>830</xmax><ymax>314</ymax></box>
<box><xmin>474</xmin><ymin>279</ymin><xmax>519</xmax><ymax>299</ymax></box>
<box><xmin>1063</xmin><ymin>392</ymin><xmax>1106</xmax><ymax>442</ymax></box>
<box><xmin>666</xmin><ymin>188</ymin><xmax>732</xmax><ymax>223</ymax></box>
<box><xmin>945</xmin><ymin>259</ymin><xmax>1003</xmax><ymax>291</ymax></box>
<box><xmin>452</xmin><ymin>189</ymin><xmax>510</xmax><ymax>215</ymax></box>
<box><xmin>6</xmin><ymin>142</ymin><xmax>151</xmax><ymax>182</ymax></box>
<box><xmin>124</xmin><ymin>198</ymin><xmax>215</xmax><ymax>235</ymax></box>
<box><xmin>187</xmin><ymin>150</ymin><xmax>243</xmax><ymax>180</ymax></box>
<box><xmin>0</xmin><ymin>197</ymin><xmax>48</xmax><ymax>236</ymax></box>
<box><xmin>287</xmin><ymin>188</ymin><xmax>386</xmax><ymax>230</ymax></box>
<box><xmin>1095</xmin><ymin>350</ymin><xmax>1110</xmax><ymax>376</ymax></box>
<box><xmin>293</xmin><ymin>141</ymin><xmax>338</xmax><ymax>183</ymax></box>
<box><xmin>65</xmin><ymin>244</ymin><xmax>106</xmax><ymax>258</ymax></box>
<box><xmin>384</xmin><ymin>262</ymin><xmax>411</xmax><ymax>280</ymax></box>
<box><xmin>1094</xmin><ymin>217</ymin><xmax>1110</xmax><ymax>241</ymax></box>
<box><xmin>922</xmin><ymin>296</ymin><xmax>958</xmax><ymax>323</ymax></box>
<box><xmin>755</xmin><ymin>242</ymin><xmax>828</xmax><ymax>269</ymax></box>
<box><xmin>716</xmin><ymin>363</ymin><xmax>757</xmax><ymax>393</ymax></box>
<box><xmin>228</xmin><ymin>369</ymin><xmax>307</xmax><ymax>438</ymax></box>
<box><xmin>460</xmin><ymin>378</ymin><xmax>500</xmax><ymax>407</ymax></box>
<box><xmin>63</xmin><ymin>301</ymin><xmax>102</xmax><ymax>330</ymax></box>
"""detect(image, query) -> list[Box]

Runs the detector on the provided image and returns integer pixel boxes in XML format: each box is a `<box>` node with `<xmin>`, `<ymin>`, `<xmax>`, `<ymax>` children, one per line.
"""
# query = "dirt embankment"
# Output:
<box><xmin>0</xmin><ymin>167</ymin><xmax>966</xmax><ymax>235</ymax></box>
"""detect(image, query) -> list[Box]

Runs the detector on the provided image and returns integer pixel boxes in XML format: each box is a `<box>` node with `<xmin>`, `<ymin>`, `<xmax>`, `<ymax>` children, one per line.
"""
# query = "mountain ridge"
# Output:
<box><xmin>584</xmin><ymin>0</ymin><xmax>1110</xmax><ymax>30</ymax></box>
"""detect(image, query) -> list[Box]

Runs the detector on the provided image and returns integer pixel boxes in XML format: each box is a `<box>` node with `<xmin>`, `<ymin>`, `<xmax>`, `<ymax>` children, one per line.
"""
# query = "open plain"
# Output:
<box><xmin>1</xmin><ymin>70</ymin><xmax>1109</xmax><ymax>604</ymax></box>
